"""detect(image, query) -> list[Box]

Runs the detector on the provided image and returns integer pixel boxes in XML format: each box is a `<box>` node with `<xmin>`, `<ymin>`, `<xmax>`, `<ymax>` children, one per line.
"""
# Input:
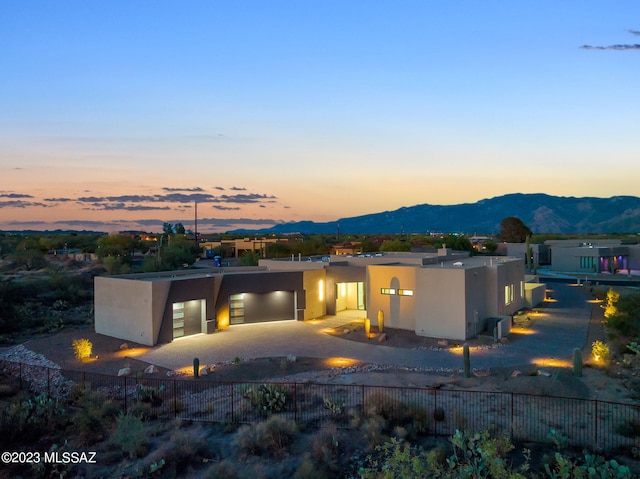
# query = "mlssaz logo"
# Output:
<box><xmin>44</xmin><ymin>451</ymin><xmax>97</xmax><ymax>464</ymax></box>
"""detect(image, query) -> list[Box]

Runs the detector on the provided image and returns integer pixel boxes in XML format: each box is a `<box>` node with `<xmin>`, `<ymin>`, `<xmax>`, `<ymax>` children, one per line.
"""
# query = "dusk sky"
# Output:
<box><xmin>1</xmin><ymin>2</ymin><xmax>639</xmax><ymax>233</ymax></box>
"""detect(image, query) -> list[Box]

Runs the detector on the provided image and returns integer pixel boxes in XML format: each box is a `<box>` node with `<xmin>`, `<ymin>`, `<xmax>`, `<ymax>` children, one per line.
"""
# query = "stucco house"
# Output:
<box><xmin>95</xmin><ymin>249</ymin><xmax>542</xmax><ymax>346</ymax></box>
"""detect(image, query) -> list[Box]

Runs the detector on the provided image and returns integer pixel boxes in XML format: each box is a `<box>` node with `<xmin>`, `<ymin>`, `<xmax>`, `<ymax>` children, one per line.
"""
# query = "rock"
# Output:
<box><xmin>500</xmin><ymin>338</ymin><xmax>510</xmax><ymax>344</ymax></box>
<box><xmin>377</xmin><ymin>333</ymin><xmax>387</xmax><ymax>343</ymax></box>
<box><xmin>144</xmin><ymin>365</ymin><xmax>159</xmax><ymax>375</ymax></box>
<box><xmin>119</xmin><ymin>343</ymin><xmax>129</xmax><ymax>350</ymax></box>
<box><xmin>474</xmin><ymin>369</ymin><xmax>491</xmax><ymax>377</ymax></box>
<box><xmin>200</xmin><ymin>366</ymin><xmax>209</xmax><ymax>376</ymax></box>
<box><xmin>286</xmin><ymin>354</ymin><xmax>297</xmax><ymax>363</ymax></box>
<box><xmin>117</xmin><ymin>367</ymin><xmax>131</xmax><ymax>377</ymax></box>
<box><xmin>437</xmin><ymin>339</ymin><xmax>449</xmax><ymax>346</ymax></box>
<box><xmin>511</xmin><ymin>370</ymin><xmax>522</xmax><ymax>377</ymax></box>
<box><xmin>538</xmin><ymin>369</ymin><xmax>551</xmax><ymax>377</ymax></box>
<box><xmin>343</xmin><ymin>329</ymin><xmax>350</xmax><ymax>334</ymax></box>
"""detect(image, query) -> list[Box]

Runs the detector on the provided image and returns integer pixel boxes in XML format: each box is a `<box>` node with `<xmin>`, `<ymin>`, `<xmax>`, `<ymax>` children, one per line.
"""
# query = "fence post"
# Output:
<box><xmin>19</xmin><ymin>362</ymin><xmax>23</xmax><ymax>390</ymax></box>
<box><xmin>294</xmin><ymin>383</ymin><xmax>298</xmax><ymax>425</ymax></box>
<box><xmin>510</xmin><ymin>393</ymin><xmax>514</xmax><ymax>440</ymax></box>
<box><xmin>82</xmin><ymin>371</ymin><xmax>86</xmax><ymax>390</ymax></box>
<box><xmin>123</xmin><ymin>376</ymin><xmax>127</xmax><ymax>414</ymax></box>
<box><xmin>231</xmin><ymin>384</ymin><xmax>235</xmax><ymax>423</ymax></box>
<box><xmin>173</xmin><ymin>379</ymin><xmax>177</xmax><ymax>419</ymax></box>
<box><xmin>47</xmin><ymin>368</ymin><xmax>50</xmax><ymax>397</ymax></box>
<box><xmin>362</xmin><ymin>384</ymin><xmax>365</xmax><ymax>418</ymax></box>
<box><xmin>434</xmin><ymin>388</ymin><xmax>438</xmax><ymax>436</ymax></box>
<box><xmin>594</xmin><ymin>400</ymin><xmax>598</xmax><ymax>449</ymax></box>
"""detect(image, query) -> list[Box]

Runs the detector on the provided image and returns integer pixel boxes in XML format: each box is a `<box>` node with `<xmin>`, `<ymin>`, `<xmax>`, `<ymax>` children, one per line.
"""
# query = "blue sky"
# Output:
<box><xmin>1</xmin><ymin>1</ymin><xmax>638</xmax><ymax>232</ymax></box>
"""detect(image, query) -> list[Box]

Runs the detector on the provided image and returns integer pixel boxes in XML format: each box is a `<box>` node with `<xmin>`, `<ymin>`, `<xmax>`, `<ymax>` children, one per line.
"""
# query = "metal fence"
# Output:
<box><xmin>1</xmin><ymin>359</ymin><xmax>638</xmax><ymax>452</ymax></box>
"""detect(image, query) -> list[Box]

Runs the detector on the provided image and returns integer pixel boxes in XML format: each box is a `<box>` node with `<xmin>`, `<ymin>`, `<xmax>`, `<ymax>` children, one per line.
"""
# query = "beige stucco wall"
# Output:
<box><xmin>367</xmin><ymin>265</ymin><xmax>417</xmax><ymax>331</ymax></box>
<box><xmin>94</xmin><ymin>277</ymin><xmax>170</xmax><ymax>346</ymax></box>
<box><xmin>524</xmin><ymin>282</ymin><xmax>546</xmax><ymax>308</ymax></box>
<box><xmin>302</xmin><ymin>269</ymin><xmax>327</xmax><ymax>320</ymax></box>
<box><xmin>415</xmin><ymin>268</ymin><xmax>467</xmax><ymax>340</ymax></box>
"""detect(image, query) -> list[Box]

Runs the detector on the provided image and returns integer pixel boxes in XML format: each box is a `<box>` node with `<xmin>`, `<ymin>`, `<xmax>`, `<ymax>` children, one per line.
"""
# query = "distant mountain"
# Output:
<box><xmin>231</xmin><ymin>194</ymin><xmax>640</xmax><ymax>235</ymax></box>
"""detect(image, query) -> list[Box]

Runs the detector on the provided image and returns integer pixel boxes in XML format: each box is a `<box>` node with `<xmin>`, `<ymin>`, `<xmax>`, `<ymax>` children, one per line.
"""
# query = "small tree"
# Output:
<box><xmin>498</xmin><ymin>217</ymin><xmax>532</xmax><ymax>243</ymax></box>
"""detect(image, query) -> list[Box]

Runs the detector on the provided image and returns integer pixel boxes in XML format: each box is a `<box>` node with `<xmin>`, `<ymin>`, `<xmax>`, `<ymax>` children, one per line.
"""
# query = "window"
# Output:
<box><xmin>504</xmin><ymin>284</ymin><xmax>515</xmax><ymax>305</ymax></box>
<box><xmin>398</xmin><ymin>289</ymin><xmax>414</xmax><ymax>296</ymax></box>
<box><xmin>580</xmin><ymin>257</ymin><xmax>595</xmax><ymax>269</ymax></box>
<box><xmin>381</xmin><ymin>288</ymin><xmax>396</xmax><ymax>295</ymax></box>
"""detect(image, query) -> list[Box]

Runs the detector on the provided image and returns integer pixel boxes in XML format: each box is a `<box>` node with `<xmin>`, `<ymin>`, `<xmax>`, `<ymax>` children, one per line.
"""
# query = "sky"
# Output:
<box><xmin>1</xmin><ymin>1</ymin><xmax>639</xmax><ymax>233</ymax></box>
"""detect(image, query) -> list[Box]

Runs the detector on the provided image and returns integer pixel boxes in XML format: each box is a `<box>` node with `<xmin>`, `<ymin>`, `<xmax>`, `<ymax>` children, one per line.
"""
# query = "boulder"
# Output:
<box><xmin>286</xmin><ymin>354</ymin><xmax>297</xmax><ymax>363</ymax></box>
<box><xmin>377</xmin><ymin>333</ymin><xmax>388</xmax><ymax>343</ymax></box>
<box><xmin>117</xmin><ymin>367</ymin><xmax>131</xmax><ymax>377</ymax></box>
<box><xmin>511</xmin><ymin>370</ymin><xmax>522</xmax><ymax>377</ymax></box>
<box><xmin>144</xmin><ymin>365</ymin><xmax>159</xmax><ymax>375</ymax></box>
<box><xmin>119</xmin><ymin>343</ymin><xmax>129</xmax><ymax>350</ymax></box>
<box><xmin>437</xmin><ymin>339</ymin><xmax>449</xmax><ymax>346</ymax></box>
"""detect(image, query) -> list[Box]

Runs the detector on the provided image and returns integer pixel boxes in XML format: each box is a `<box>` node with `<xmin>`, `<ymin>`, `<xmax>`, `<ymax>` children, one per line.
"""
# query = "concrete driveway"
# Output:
<box><xmin>139</xmin><ymin>282</ymin><xmax>594</xmax><ymax>372</ymax></box>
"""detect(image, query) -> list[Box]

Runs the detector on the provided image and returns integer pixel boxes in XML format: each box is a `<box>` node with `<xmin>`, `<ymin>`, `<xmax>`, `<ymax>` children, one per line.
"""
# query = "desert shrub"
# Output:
<box><xmin>71</xmin><ymin>337</ymin><xmax>93</xmax><ymax>360</ymax></box>
<box><xmin>358</xmin><ymin>438</ymin><xmax>431</xmax><ymax>479</ymax></box>
<box><xmin>364</xmin><ymin>391</ymin><xmax>429</xmax><ymax>439</ymax></box>
<box><xmin>544</xmin><ymin>451</ymin><xmax>632</xmax><ymax>479</ymax></box>
<box><xmin>111</xmin><ymin>412</ymin><xmax>146</xmax><ymax>459</ymax></box>
<box><xmin>591</xmin><ymin>340</ymin><xmax>610</xmax><ymax>362</ymax></box>
<box><xmin>360</xmin><ymin>414</ymin><xmax>387</xmax><ymax>449</ymax></box>
<box><xmin>242</xmin><ymin>383</ymin><xmax>288</xmax><ymax>415</ymax></box>
<box><xmin>310</xmin><ymin>424</ymin><xmax>343</xmax><ymax>473</ymax></box>
<box><xmin>71</xmin><ymin>389</ymin><xmax>119</xmax><ymax>445</ymax></box>
<box><xmin>294</xmin><ymin>455</ymin><xmax>332</xmax><ymax>479</ymax></box>
<box><xmin>204</xmin><ymin>460</ymin><xmax>240</xmax><ymax>479</ymax></box>
<box><xmin>233</xmin><ymin>416</ymin><xmax>297</xmax><ymax>458</ymax></box>
<box><xmin>136</xmin><ymin>383</ymin><xmax>164</xmax><ymax>406</ymax></box>
<box><xmin>0</xmin><ymin>394</ymin><xmax>66</xmax><ymax>448</ymax></box>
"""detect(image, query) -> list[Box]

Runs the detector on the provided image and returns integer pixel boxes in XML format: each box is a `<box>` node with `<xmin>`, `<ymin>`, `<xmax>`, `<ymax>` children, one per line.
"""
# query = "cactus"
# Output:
<box><xmin>573</xmin><ymin>348</ymin><xmax>583</xmax><ymax>377</ymax></box>
<box><xmin>242</xmin><ymin>384</ymin><xmax>288</xmax><ymax>415</ymax></box>
<box><xmin>377</xmin><ymin>309</ymin><xmax>385</xmax><ymax>333</ymax></box>
<box><xmin>193</xmin><ymin>357</ymin><xmax>200</xmax><ymax>379</ymax></box>
<box><xmin>364</xmin><ymin>318</ymin><xmax>371</xmax><ymax>337</ymax></box>
<box><xmin>463</xmin><ymin>343</ymin><xmax>471</xmax><ymax>378</ymax></box>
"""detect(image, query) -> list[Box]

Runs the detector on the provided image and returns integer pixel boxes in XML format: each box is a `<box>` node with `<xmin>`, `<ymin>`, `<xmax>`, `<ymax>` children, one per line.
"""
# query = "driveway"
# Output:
<box><xmin>139</xmin><ymin>283</ymin><xmax>594</xmax><ymax>372</ymax></box>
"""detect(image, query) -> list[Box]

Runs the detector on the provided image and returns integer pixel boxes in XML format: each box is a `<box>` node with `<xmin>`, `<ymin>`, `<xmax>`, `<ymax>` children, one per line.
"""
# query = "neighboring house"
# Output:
<box><xmin>200</xmin><ymin>238</ymin><xmax>289</xmax><ymax>258</ymax></box>
<box><xmin>95</xmin><ymin>249</ymin><xmax>539</xmax><ymax>346</ymax></box>
<box><xmin>544</xmin><ymin>239</ymin><xmax>640</xmax><ymax>274</ymax></box>
<box><xmin>329</xmin><ymin>242</ymin><xmax>362</xmax><ymax>255</ymax></box>
<box><xmin>504</xmin><ymin>243</ymin><xmax>550</xmax><ymax>266</ymax></box>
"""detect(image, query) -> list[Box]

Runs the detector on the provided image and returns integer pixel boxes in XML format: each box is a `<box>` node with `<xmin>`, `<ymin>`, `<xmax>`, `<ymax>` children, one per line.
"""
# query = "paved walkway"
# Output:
<box><xmin>139</xmin><ymin>283</ymin><xmax>594</xmax><ymax>372</ymax></box>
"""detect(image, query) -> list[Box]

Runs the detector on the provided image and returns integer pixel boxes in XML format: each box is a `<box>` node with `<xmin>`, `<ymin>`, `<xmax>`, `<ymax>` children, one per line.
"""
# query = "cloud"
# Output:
<box><xmin>212</xmin><ymin>205</ymin><xmax>241</xmax><ymax>211</ymax></box>
<box><xmin>0</xmin><ymin>200</ymin><xmax>48</xmax><ymax>208</ymax></box>
<box><xmin>214</xmin><ymin>193</ymin><xmax>277</xmax><ymax>204</ymax></box>
<box><xmin>162</xmin><ymin>187</ymin><xmax>204</xmax><ymax>192</ymax></box>
<box><xmin>82</xmin><ymin>203</ymin><xmax>172</xmax><ymax>211</ymax></box>
<box><xmin>44</xmin><ymin>197</ymin><xmax>74</xmax><ymax>202</ymax></box>
<box><xmin>581</xmin><ymin>28</ymin><xmax>640</xmax><ymax>50</ymax></box>
<box><xmin>0</xmin><ymin>193</ymin><xmax>34</xmax><ymax>198</ymax></box>
<box><xmin>581</xmin><ymin>43</ymin><xmax>640</xmax><ymax>50</ymax></box>
<box><xmin>214</xmin><ymin>186</ymin><xmax>225</xmax><ymax>190</ymax></box>
<box><xmin>230</xmin><ymin>186</ymin><xmax>247</xmax><ymax>191</ymax></box>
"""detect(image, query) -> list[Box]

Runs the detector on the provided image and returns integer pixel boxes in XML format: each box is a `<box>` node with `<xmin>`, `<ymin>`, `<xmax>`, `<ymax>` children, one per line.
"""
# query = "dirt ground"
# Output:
<box><xmin>16</xmin><ymin>320</ymin><xmax>636</xmax><ymax>404</ymax></box>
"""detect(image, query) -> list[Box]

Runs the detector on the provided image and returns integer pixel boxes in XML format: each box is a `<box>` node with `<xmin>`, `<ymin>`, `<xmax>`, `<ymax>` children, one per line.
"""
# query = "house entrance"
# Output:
<box><xmin>172</xmin><ymin>299</ymin><xmax>206</xmax><ymax>339</ymax></box>
<box><xmin>335</xmin><ymin>281</ymin><xmax>365</xmax><ymax>313</ymax></box>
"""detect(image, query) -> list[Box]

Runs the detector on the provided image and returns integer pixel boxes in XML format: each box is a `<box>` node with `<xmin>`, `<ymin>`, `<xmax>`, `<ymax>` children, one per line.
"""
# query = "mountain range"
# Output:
<box><xmin>232</xmin><ymin>193</ymin><xmax>640</xmax><ymax>235</ymax></box>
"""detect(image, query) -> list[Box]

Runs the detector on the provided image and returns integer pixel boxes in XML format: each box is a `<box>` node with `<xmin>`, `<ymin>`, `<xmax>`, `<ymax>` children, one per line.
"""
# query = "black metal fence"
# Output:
<box><xmin>2</xmin><ymin>359</ymin><xmax>638</xmax><ymax>452</ymax></box>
